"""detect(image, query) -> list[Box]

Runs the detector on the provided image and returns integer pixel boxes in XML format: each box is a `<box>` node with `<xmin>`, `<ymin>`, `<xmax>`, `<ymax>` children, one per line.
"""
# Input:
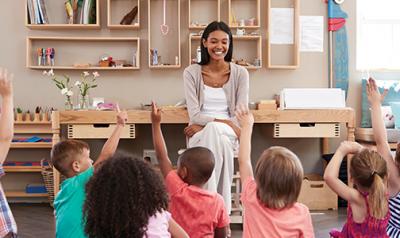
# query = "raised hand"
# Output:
<box><xmin>151</xmin><ymin>101</ymin><xmax>162</xmax><ymax>124</ymax></box>
<box><xmin>366</xmin><ymin>77</ymin><xmax>387</xmax><ymax>106</ymax></box>
<box><xmin>0</xmin><ymin>68</ymin><xmax>13</xmax><ymax>98</ymax></box>
<box><xmin>115</xmin><ymin>104</ymin><xmax>128</xmax><ymax>126</ymax></box>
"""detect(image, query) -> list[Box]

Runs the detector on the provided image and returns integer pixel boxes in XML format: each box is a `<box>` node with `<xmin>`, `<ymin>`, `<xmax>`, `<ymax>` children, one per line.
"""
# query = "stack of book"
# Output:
<box><xmin>27</xmin><ymin>0</ymin><xmax>49</xmax><ymax>24</ymax></box>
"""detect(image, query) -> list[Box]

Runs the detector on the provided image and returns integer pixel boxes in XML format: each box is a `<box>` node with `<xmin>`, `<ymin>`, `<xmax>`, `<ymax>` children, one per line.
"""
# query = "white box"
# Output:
<box><xmin>280</xmin><ymin>88</ymin><xmax>346</xmax><ymax>109</ymax></box>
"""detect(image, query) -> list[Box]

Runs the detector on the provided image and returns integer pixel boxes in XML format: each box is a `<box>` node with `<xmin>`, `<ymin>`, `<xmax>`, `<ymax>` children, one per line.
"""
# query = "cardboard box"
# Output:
<box><xmin>298</xmin><ymin>174</ymin><xmax>338</xmax><ymax>210</ymax></box>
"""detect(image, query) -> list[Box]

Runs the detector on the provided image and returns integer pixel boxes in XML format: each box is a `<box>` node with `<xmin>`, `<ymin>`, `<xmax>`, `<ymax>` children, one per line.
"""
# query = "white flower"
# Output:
<box><xmin>92</xmin><ymin>72</ymin><xmax>100</xmax><ymax>78</ymax></box>
<box><xmin>83</xmin><ymin>71</ymin><xmax>90</xmax><ymax>77</ymax></box>
<box><xmin>48</xmin><ymin>69</ymin><xmax>54</xmax><ymax>76</ymax></box>
<box><xmin>61</xmin><ymin>88</ymin><xmax>68</xmax><ymax>95</ymax></box>
<box><xmin>42</xmin><ymin>70</ymin><xmax>48</xmax><ymax>76</ymax></box>
<box><xmin>75</xmin><ymin>81</ymin><xmax>81</xmax><ymax>86</ymax></box>
<box><xmin>66</xmin><ymin>90</ymin><xmax>74</xmax><ymax>96</ymax></box>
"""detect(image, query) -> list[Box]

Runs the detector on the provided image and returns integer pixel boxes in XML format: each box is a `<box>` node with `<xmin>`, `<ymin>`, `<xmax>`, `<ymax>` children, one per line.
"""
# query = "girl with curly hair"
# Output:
<box><xmin>83</xmin><ymin>153</ymin><xmax>188</xmax><ymax>238</ymax></box>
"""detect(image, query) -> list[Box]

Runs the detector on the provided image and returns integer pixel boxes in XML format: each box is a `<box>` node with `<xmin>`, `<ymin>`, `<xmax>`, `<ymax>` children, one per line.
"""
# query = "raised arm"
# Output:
<box><xmin>324</xmin><ymin>141</ymin><xmax>362</xmax><ymax>202</ymax></box>
<box><xmin>235</xmin><ymin>105</ymin><xmax>254</xmax><ymax>184</ymax></box>
<box><xmin>0</xmin><ymin>68</ymin><xmax>14</xmax><ymax>164</ymax></box>
<box><xmin>94</xmin><ymin>106</ymin><xmax>127</xmax><ymax>167</ymax></box>
<box><xmin>151</xmin><ymin>102</ymin><xmax>173</xmax><ymax>177</ymax></box>
<box><xmin>367</xmin><ymin>78</ymin><xmax>400</xmax><ymax>189</ymax></box>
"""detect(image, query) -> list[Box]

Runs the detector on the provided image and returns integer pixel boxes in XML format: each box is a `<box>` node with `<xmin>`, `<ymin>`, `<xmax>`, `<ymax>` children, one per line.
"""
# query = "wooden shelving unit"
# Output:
<box><xmin>4</xmin><ymin>120</ymin><xmax>53</xmax><ymax>201</ymax></box>
<box><xmin>188</xmin><ymin>0</ymin><xmax>220</xmax><ymax>29</ymax></box>
<box><xmin>148</xmin><ymin>0</ymin><xmax>181</xmax><ymax>69</ymax></box>
<box><xmin>107</xmin><ymin>0</ymin><xmax>140</xmax><ymax>29</ymax></box>
<box><xmin>189</xmin><ymin>35</ymin><xmax>261</xmax><ymax>69</ymax></box>
<box><xmin>27</xmin><ymin>37</ymin><xmax>140</xmax><ymax>70</ymax></box>
<box><xmin>266</xmin><ymin>0</ymin><xmax>300</xmax><ymax>69</ymax></box>
<box><xmin>228</xmin><ymin>0</ymin><xmax>260</xmax><ymax>29</ymax></box>
<box><xmin>4</xmin><ymin>166</ymin><xmax>42</xmax><ymax>173</ymax></box>
<box><xmin>5</xmin><ymin>191</ymin><xmax>48</xmax><ymax>198</ymax></box>
<box><xmin>25</xmin><ymin>0</ymin><xmax>100</xmax><ymax>30</ymax></box>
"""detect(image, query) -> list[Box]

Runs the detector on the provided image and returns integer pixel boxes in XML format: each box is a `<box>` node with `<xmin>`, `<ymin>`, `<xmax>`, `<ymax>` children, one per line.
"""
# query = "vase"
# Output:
<box><xmin>79</xmin><ymin>95</ymin><xmax>90</xmax><ymax>110</ymax></box>
<box><xmin>65</xmin><ymin>96</ymin><xmax>73</xmax><ymax>111</ymax></box>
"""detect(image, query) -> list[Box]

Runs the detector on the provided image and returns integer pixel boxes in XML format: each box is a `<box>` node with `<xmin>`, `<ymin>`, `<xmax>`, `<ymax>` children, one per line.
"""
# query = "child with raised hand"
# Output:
<box><xmin>235</xmin><ymin>105</ymin><xmax>314</xmax><ymax>238</ymax></box>
<box><xmin>151</xmin><ymin>102</ymin><xmax>229</xmax><ymax>238</ymax></box>
<box><xmin>324</xmin><ymin>141</ymin><xmax>389</xmax><ymax>237</ymax></box>
<box><xmin>0</xmin><ymin>68</ymin><xmax>17</xmax><ymax>238</ymax></box>
<box><xmin>83</xmin><ymin>153</ymin><xmax>188</xmax><ymax>238</ymax></box>
<box><xmin>52</xmin><ymin>105</ymin><xmax>128</xmax><ymax>238</ymax></box>
<box><xmin>367</xmin><ymin>77</ymin><xmax>400</xmax><ymax>237</ymax></box>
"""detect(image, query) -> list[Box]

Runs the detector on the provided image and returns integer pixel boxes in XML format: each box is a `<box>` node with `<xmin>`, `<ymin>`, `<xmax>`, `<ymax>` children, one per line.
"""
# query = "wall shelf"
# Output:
<box><xmin>107</xmin><ymin>0</ymin><xmax>140</xmax><ymax>29</ymax></box>
<box><xmin>25</xmin><ymin>0</ymin><xmax>100</xmax><ymax>29</ymax></box>
<box><xmin>4</xmin><ymin>166</ymin><xmax>42</xmax><ymax>173</ymax></box>
<box><xmin>228</xmin><ymin>0</ymin><xmax>260</xmax><ymax>29</ymax></box>
<box><xmin>188</xmin><ymin>0</ymin><xmax>220</xmax><ymax>30</ymax></box>
<box><xmin>266</xmin><ymin>0</ymin><xmax>300</xmax><ymax>69</ymax></box>
<box><xmin>148</xmin><ymin>0</ymin><xmax>181</xmax><ymax>69</ymax></box>
<box><xmin>10</xmin><ymin>142</ymin><xmax>53</xmax><ymax>149</ymax></box>
<box><xmin>27</xmin><ymin>37</ymin><xmax>140</xmax><ymax>70</ymax></box>
<box><xmin>5</xmin><ymin>191</ymin><xmax>48</xmax><ymax>198</ymax></box>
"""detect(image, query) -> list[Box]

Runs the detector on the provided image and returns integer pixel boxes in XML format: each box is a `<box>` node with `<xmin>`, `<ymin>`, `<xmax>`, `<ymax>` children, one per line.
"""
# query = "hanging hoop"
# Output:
<box><xmin>160</xmin><ymin>0</ymin><xmax>169</xmax><ymax>35</ymax></box>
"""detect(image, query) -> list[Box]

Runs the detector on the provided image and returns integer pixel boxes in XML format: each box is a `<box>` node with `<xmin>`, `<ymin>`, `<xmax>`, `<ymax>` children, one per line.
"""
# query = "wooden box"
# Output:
<box><xmin>298</xmin><ymin>174</ymin><xmax>338</xmax><ymax>210</ymax></box>
<box><xmin>274</xmin><ymin>123</ymin><xmax>340</xmax><ymax>138</ymax></box>
<box><xmin>67</xmin><ymin>124</ymin><xmax>135</xmax><ymax>139</ymax></box>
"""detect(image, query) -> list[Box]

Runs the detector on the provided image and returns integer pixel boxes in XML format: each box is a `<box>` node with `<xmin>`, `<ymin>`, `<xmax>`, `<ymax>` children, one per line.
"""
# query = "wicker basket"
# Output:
<box><xmin>41</xmin><ymin>159</ymin><xmax>56</xmax><ymax>205</ymax></box>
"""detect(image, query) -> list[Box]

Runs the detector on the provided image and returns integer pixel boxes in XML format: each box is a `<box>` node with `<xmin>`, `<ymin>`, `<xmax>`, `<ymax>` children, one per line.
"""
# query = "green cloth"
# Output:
<box><xmin>54</xmin><ymin>166</ymin><xmax>94</xmax><ymax>238</ymax></box>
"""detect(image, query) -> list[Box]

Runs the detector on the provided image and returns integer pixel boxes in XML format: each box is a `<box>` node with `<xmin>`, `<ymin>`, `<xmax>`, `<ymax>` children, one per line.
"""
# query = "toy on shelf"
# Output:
<box><xmin>120</xmin><ymin>6</ymin><xmax>138</xmax><ymax>25</ymax></box>
<box><xmin>36</xmin><ymin>48</ymin><xmax>55</xmax><ymax>66</ymax></box>
<box><xmin>99</xmin><ymin>55</ymin><xmax>115</xmax><ymax>67</ymax></box>
<box><xmin>14</xmin><ymin>107</ymin><xmax>53</xmax><ymax>122</ymax></box>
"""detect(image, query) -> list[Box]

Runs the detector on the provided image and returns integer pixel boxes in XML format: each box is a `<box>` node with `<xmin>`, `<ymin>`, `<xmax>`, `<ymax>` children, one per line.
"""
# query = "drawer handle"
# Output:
<box><xmin>299</xmin><ymin>123</ymin><xmax>315</xmax><ymax>127</ymax></box>
<box><xmin>92</xmin><ymin>124</ymin><xmax>110</xmax><ymax>128</ymax></box>
<box><xmin>310</xmin><ymin>184</ymin><xmax>324</xmax><ymax>188</ymax></box>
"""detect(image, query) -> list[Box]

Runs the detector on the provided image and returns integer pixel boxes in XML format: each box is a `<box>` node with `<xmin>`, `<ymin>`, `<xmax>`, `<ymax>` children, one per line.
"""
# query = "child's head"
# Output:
<box><xmin>350</xmin><ymin>149</ymin><xmax>388</xmax><ymax>218</ymax></box>
<box><xmin>50</xmin><ymin>140</ymin><xmax>92</xmax><ymax>178</ymax></box>
<box><xmin>177</xmin><ymin>147</ymin><xmax>215</xmax><ymax>186</ymax></box>
<box><xmin>84</xmin><ymin>153</ymin><xmax>168</xmax><ymax>238</ymax></box>
<box><xmin>255</xmin><ymin>146</ymin><xmax>303</xmax><ymax>209</ymax></box>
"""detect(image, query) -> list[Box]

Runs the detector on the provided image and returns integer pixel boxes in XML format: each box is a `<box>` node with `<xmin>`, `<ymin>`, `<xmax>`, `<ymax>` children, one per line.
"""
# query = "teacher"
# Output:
<box><xmin>183</xmin><ymin>21</ymin><xmax>249</xmax><ymax>213</ymax></box>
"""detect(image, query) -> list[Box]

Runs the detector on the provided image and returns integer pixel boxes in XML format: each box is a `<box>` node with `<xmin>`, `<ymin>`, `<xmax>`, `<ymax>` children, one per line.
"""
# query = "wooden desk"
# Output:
<box><xmin>51</xmin><ymin>108</ymin><xmax>355</xmax><ymax>194</ymax></box>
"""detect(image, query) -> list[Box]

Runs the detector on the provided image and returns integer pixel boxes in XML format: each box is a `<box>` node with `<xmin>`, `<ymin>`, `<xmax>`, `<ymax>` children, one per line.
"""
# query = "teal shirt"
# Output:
<box><xmin>54</xmin><ymin>167</ymin><xmax>94</xmax><ymax>238</ymax></box>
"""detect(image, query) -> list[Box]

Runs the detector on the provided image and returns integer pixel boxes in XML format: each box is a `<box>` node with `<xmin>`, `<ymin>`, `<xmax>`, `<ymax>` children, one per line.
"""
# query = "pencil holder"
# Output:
<box><xmin>34</xmin><ymin>113</ymin><xmax>41</xmax><ymax>122</ymax></box>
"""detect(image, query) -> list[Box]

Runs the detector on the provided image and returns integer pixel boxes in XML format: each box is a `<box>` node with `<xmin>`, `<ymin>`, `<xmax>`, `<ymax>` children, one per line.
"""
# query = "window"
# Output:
<box><xmin>357</xmin><ymin>0</ymin><xmax>400</xmax><ymax>70</ymax></box>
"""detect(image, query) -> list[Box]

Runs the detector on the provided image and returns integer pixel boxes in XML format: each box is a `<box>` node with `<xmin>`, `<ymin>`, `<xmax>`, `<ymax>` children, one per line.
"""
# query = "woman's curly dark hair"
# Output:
<box><xmin>83</xmin><ymin>153</ymin><xmax>169</xmax><ymax>238</ymax></box>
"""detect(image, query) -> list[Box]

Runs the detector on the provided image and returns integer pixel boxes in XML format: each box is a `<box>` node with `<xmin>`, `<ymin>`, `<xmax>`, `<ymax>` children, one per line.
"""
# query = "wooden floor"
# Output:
<box><xmin>10</xmin><ymin>204</ymin><xmax>346</xmax><ymax>238</ymax></box>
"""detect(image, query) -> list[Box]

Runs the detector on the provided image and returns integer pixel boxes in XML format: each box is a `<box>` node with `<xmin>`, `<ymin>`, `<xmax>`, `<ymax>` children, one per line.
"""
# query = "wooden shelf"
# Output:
<box><xmin>4</xmin><ymin>166</ymin><xmax>42</xmax><ymax>173</ymax></box>
<box><xmin>5</xmin><ymin>191</ymin><xmax>48</xmax><ymax>198</ymax></box>
<box><xmin>10</xmin><ymin>142</ymin><xmax>53</xmax><ymax>149</ymax></box>
<box><xmin>26</xmin><ymin>24</ymin><xmax>100</xmax><ymax>30</ymax></box>
<box><xmin>108</xmin><ymin>0</ymin><xmax>140</xmax><ymax>29</ymax></box>
<box><xmin>148</xmin><ymin>0</ymin><xmax>181</xmax><ymax>68</ymax></box>
<box><xmin>188</xmin><ymin>0</ymin><xmax>220</xmax><ymax>30</ymax></box>
<box><xmin>267</xmin><ymin>0</ymin><xmax>300</xmax><ymax>69</ymax></box>
<box><xmin>14</xmin><ymin>122</ymin><xmax>52</xmax><ymax>134</ymax></box>
<box><xmin>228</xmin><ymin>0</ymin><xmax>260</xmax><ymax>29</ymax></box>
<box><xmin>27</xmin><ymin>37</ymin><xmax>140</xmax><ymax>70</ymax></box>
<box><xmin>14</xmin><ymin>121</ymin><xmax>51</xmax><ymax>125</ymax></box>
<box><xmin>28</xmin><ymin>66</ymin><xmax>140</xmax><ymax>71</ymax></box>
<box><xmin>25</xmin><ymin>0</ymin><xmax>100</xmax><ymax>29</ymax></box>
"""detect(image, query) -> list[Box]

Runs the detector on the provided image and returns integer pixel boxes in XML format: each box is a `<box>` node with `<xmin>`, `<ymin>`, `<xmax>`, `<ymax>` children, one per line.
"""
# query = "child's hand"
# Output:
<box><xmin>151</xmin><ymin>101</ymin><xmax>162</xmax><ymax>124</ymax></box>
<box><xmin>338</xmin><ymin>141</ymin><xmax>363</xmax><ymax>155</ymax></box>
<box><xmin>235</xmin><ymin>104</ymin><xmax>254</xmax><ymax>128</ymax></box>
<box><xmin>367</xmin><ymin>77</ymin><xmax>387</xmax><ymax>106</ymax></box>
<box><xmin>0</xmin><ymin>68</ymin><xmax>13</xmax><ymax>98</ymax></box>
<box><xmin>115</xmin><ymin>104</ymin><xmax>128</xmax><ymax>126</ymax></box>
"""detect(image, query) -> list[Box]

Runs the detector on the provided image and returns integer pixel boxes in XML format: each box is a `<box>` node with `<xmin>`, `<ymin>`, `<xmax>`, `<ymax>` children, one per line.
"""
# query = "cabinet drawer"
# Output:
<box><xmin>68</xmin><ymin>124</ymin><xmax>135</xmax><ymax>139</ymax></box>
<box><xmin>274</xmin><ymin>123</ymin><xmax>339</xmax><ymax>138</ymax></box>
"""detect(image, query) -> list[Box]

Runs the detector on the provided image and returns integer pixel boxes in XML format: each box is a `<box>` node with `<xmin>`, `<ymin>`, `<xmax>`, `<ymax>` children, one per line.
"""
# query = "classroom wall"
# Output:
<box><xmin>1</xmin><ymin>0</ymin><xmax>390</xmax><ymax>181</ymax></box>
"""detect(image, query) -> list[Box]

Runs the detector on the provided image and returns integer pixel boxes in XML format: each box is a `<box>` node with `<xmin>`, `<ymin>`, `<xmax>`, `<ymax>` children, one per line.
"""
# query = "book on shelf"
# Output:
<box><xmin>27</xmin><ymin>0</ymin><xmax>49</xmax><ymax>24</ymax></box>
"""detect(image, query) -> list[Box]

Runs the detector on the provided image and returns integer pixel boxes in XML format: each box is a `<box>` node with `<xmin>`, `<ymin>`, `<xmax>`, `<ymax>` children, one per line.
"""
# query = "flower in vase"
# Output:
<box><xmin>44</xmin><ymin>70</ymin><xmax>74</xmax><ymax>110</ymax></box>
<box><xmin>61</xmin><ymin>88</ymin><xmax>68</xmax><ymax>95</ymax></box>
<box><xmin>76</xmin><ymin>71</ymin><xmax>99</xmax><ymax>97</ymax></box>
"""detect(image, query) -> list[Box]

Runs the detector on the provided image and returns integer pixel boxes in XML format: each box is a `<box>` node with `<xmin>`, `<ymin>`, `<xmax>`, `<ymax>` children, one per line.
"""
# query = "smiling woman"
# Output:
<box><xmin>183</xmin><ymin>21</ymin><xmax>249</xmax><ymax>214</ymax></box>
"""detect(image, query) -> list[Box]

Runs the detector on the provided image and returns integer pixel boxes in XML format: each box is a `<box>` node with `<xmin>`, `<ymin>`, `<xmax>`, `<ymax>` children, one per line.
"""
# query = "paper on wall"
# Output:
<box><xmin>300</xmin><ymin>16</ymin><xmax>324</xmax><ymax>52</ymax></box>
<box><xmin>270</xmin><ymin>8</ymin><xmax>294</xmax><ymax>44</ymax></box>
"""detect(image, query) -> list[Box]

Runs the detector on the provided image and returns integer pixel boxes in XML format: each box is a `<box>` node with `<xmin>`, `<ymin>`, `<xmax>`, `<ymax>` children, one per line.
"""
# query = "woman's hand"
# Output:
<box><xmin>184</xmin><ymin>124</ymin><xmax>204</xmax><ymax>137</ymax></box>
